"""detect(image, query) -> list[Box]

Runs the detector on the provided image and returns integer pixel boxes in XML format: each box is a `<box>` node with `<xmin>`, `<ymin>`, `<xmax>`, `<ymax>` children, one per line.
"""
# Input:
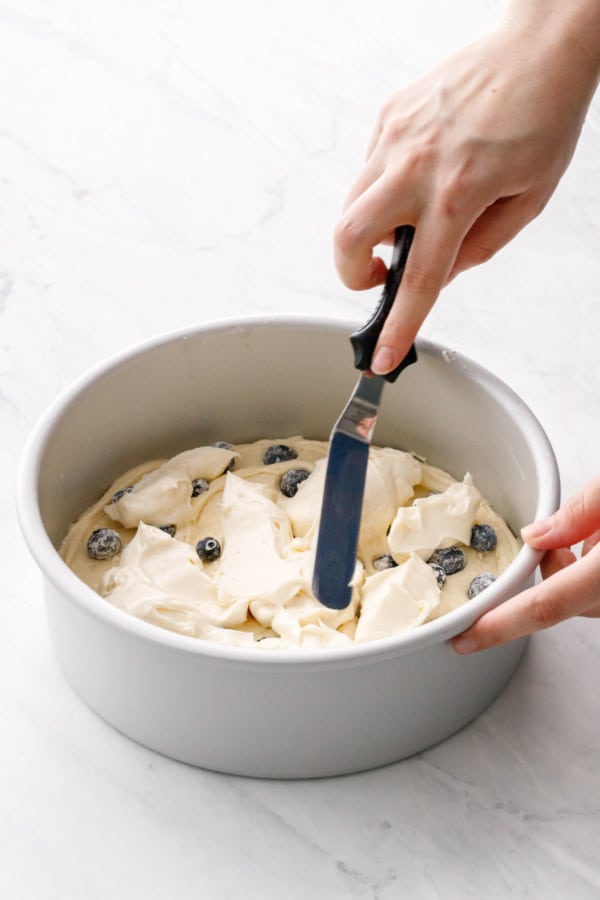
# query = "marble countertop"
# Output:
<box><xmin>3</xmin><ymin>1</ymin><xmax>599</xmax><ymax>897</ymax></box>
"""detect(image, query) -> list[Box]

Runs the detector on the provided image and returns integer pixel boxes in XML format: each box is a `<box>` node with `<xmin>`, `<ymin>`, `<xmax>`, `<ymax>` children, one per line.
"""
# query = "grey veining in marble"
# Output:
<box><xmin>2</xmin><ymin>1</ymin><xmax>599</xmax><ymax>898</ymax></box>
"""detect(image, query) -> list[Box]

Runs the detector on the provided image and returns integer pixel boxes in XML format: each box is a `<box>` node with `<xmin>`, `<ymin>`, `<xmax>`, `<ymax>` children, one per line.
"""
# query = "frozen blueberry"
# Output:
<box><xmin>157</xmin><ymin>524</ymin><xmax>176</xmax><ymax>537</ymax></box>
<box><xmin>427</xmin><ymin>546</ymin><xmax>466</xmax><ymax>576</ymax></box>
<box><xmin>429</xmin><ymin>563</ymin><xmax>447</xmax><ymax>587</ymax></box>
<box><xmin>263</xmin><ymin>444</ymin><xmax>298</xmax><ymax>465</ymax></box>
<box><xmin>111</xmin><ymin>486</ymin><xmax>133</xmax><ymax>504</ymax></box>
<box><xmin>196</xmin><ymin>536</ymin><xmax>221</xmax><ymax>562</ymax></box>
<box><xmin>468</xmin><ymin>572</ymin><xmax>497</xmax><ymax>599</ymax></box>
<box><xmin>191</xmin><ymin>478</ymin><xmax>210</xmax><ymax>498</ymax></box>
<box><xmin>470</xmin><ymin>524</ymin><xmax>498</xmax><ymax>552</ymax></box>
<box><xmin>280</xmin><ymin>468</ymin><xmax>310</xmax><ymax>498</ymax></box>
<box><xmin>373</xmin><ymin>554</ymin><xmax>398</xmax><ymax>571</ymax></box>
<box><xmin>87</xmin><ymin>528</ymin><xmax>122</xmax><ymax>560</ymax></box>
<box><xmin>212</xmin><ymin>441</ymin><xmax>236</xmax><ymax>471</ymax></box>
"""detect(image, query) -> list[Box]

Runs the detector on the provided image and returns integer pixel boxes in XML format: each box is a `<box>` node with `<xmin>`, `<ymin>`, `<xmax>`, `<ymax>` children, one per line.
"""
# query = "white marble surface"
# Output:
<box><xmin>2</xmin><ymin>0</ymin><xmax>600</xmax><ymax>897</ymax></box>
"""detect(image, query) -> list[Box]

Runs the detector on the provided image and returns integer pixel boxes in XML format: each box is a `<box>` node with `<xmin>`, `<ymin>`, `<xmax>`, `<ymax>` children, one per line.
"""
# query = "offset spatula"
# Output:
<box><xmin>312</xmin><ymin>225</ymin><xmax>418</xmax><ymax>610</ymax></box>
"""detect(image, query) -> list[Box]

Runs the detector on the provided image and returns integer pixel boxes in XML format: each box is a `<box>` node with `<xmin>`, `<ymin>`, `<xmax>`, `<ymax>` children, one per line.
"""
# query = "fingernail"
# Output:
<box><xmin>371</xmin><ymin>347</ymin><xmax>394</xmax><ymax>375</ymax></box>
<box><xmin>367</xmin><ymin>257</ymin><xmax>387</xmax><ymax>284</ymax></box>
<box><xmin>521</xmin><ymin>517</ymin><xmax>554</xmax><ymax>542</ymax></box>
<box><xmin>452</xmin><ymin>636</ymin><xmax>478</xmax><ymax>654</ymax></box>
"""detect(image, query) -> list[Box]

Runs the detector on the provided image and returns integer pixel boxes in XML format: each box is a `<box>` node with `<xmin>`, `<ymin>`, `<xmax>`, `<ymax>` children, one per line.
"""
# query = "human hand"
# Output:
<box><xmin>335</xmin><ymin>5</ymin><xmax>600</xmax><ymax>375</ymax></box>
<box><xmin>452</xmin><ymin>476</ymin><xmax>600</xmax><ymax>654</ymax></box>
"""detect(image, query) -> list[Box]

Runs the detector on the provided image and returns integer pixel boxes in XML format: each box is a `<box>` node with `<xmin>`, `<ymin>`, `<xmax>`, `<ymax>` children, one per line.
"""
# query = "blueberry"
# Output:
<box><xmin>373</xmin><ymin>554</ymin><xmax>398</xmax><ymax>571</ymax></box>
<box><xmin>470</xmin><ymin>524</ymin><xmax>498</xmax><ymax>552</ymax></box>
<box><xmin>196</xmin><ymin>536</ymin><xmax>221</xmax><ymax>562</ymax></box>
<box><xmin>111</xmin><ymin>486</ymin><xmax>133</xmax><ymax>503</ymax></box>
<box><xmin>429</xmin><ymin>563</ymin><xmax>447</xmax><ymax>587</ymax></box>
<box><xmin>212</xmin><ymin>441</ymin><xmax>236</xmax><ymax>471</ymax></box>
<box><xmin>280</xmin><ymin>468</ymin><xmax>310</xmax><ymax>498</ymax></box>
<box><xmin>191</xmin><ymin>478</ymin><xmax>210</xmax><ymax>498</ymax></box>
<box><xmin>468</xmin><ymin>572</ymin><xmax>497</xmax><ymax>599</ymax></box>
<box><xmin>157</xmin><ymin>524</ymin><xmax>176</xmax><ymax>537</ymax></box>
<box><xmin>263</xmin><ymin>444</ymin><xmax>298</xmax><ymax>465</ymax></box>
<box><xmin>427</xmin><ymin>546</ymin><xmax>466</xmax><ymax>576</ymax></box>
<box><xmin>87</xmin><ymin>528</ymin><xmax>122</xmax><ymax>560</ymax></box>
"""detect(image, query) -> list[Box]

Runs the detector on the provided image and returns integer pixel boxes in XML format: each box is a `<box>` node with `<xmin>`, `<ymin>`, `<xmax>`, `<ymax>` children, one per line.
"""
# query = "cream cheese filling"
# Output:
<box><xmin>60</xmin><ymin>437</ymin><xmax>520</xmax><ymax>649</ymax></box>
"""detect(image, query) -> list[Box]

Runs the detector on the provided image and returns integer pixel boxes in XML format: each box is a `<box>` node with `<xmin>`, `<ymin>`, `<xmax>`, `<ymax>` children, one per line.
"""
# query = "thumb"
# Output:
<box><xmin>522</xmin><ymin>475</ymin><xmax>600</xmax><ymax>549</ymax></box>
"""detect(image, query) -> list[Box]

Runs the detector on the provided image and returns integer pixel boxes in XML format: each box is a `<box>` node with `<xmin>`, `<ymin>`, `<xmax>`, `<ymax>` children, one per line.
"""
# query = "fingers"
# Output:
<box><xmin>341</xmin><ymin>157</ymin><xmax>384</xmax><ymax>215</ymax></box>
<box><xmin>336</xmin><ymin>191</ymin><xmax>474</xmax><ymax>373</ymax></box>
<box><xmin>369</xmin><ymin>208</ymin><xmax>468</xmax><ymax>373</ymax></box>
<box><xmin>539</xmin><ymin>547</ymin><xmax>577</xmax><ymax>579</ymax></box>
<box><xmin>521</xmin><ymin>475</ymin><xmax>600</xmax><ymax>549</ymax></box>
<box><xmin>335</xmin><ymin>163</ymin><xmax>532</xmax><ymax>375</ymax></box>
<box><xmin>334</xmin><ymin>172</ymin><xmax>415</xmax><ymax>291</ymax></box>
<box><xmin>452</xmin><ymin>496</ymin><xmax>600</xmax><ymax>654</ymax></box>
<box><xmin>452</xmin><ymin>544</ymin><xmax>600</xmax><ymax>653</ymax></box>
<box><xmin>582</xmin><ymin>528</ymin><xmax>600</xmax><ymax>556</ymax></box>
<box><xmin>446</xmin><ymin>192</ymin><xmax>545</xmax><ymax>281</ymax></box>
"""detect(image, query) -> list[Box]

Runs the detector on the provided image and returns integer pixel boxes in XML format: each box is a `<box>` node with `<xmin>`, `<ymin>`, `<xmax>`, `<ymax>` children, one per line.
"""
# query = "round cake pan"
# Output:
<box><xmin>17</xmin><ymin>317</ymin><xmax>560</xmax><ymax>778</ymax></box>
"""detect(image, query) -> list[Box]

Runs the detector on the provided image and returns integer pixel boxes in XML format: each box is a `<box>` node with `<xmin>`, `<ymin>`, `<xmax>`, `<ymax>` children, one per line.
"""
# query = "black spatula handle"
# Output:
<box><xmin>350</xmin><ymin>225</ymin><xmax>417</xmax><ymax>383</ymax></box>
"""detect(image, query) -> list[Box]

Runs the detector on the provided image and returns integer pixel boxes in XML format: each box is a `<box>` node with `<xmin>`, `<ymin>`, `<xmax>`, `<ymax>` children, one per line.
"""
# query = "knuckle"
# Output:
<box><xmin>466</xmin><ymin>241</ymin><xmax>497</xmax><ymax>266</ymax></box>
<box><xmin>529</xmin><ymin>589</ymin><xmax>565</xmax><ymax>630</ymax></box>
<box><xmin>513</xmin><ymin>190</ymin><xmax>551</xmax><ymax>225</ymax></box>
<box><xmin>378</xmin><ymin>118</ymin><xmax>438</xmax><ymax>173</ymax></box>
<box><xmin>334</xmin><ymin>217</ymin><xmax>381</xmax><ymax>290</ymax></box>
<box><xmin>378</xmin><ymin>90</ymin><xmax>408</xmax><ymax>128</ymax></box>
<box><xmin>438</xmin><ymin>153</ymin><xmax>483</xmax><ymax>216</ymax></box>
<box><xmin>530</xmin><ymin>193</ymin><xmax>550</xmax><ymax>219</ymax></box>
<box><xmin>561</xmin><ymin>490</ymin><xmax>591</xmax><ymax>532</ymax></box>
<box><xmin>378</xmin><ymin>95</ymin><xmax>396</xmax><ymax>125</ymax></box>
<box><xmin>334</xmin><ymin>216</ymin><xmax>363</xmax><ymax>258</ymax></box>
<box><xmin>438</xmin><ymin>167</ymin><xmax>472</xmax><ymax>216</ymax></box>
<box><xmin>476</xmin><ymin>629</ymin><xmax>504</xmax><ymax>651</ymax></box>
<box><xmin>460</xmin><ymin>618</ymin><xmax>504</xmax><ymax>651</ymax></box>
<box><xmin>406</xmin><ymin>140</ymin><xmax>437</xmax><ymax>173</ymax></box>
<box><xmin>382</xmin><ymin>115</ymin><xmax>408</xmax><ymax>145</ymax></box>
<box><xmin>567</xmin><ymin>492</ymin><xmax>587</xmax><ymax>521</ymax></box>
<box><xmin>403</xmin><ymin>263</ymin><xmax>437</xmax><ymax>297</ymax></box>
<box><xmin>559</xmin><ymin>476</ymin><xmax>600</xmax><ymax>537</ymax></box>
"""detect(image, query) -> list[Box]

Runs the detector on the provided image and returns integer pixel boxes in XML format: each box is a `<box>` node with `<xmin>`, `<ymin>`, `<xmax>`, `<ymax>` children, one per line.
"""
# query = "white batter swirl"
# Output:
<box><xmin>60</xmin><ymin>437</ymin><xmax>520</xmax><ymax>648</ymax></box>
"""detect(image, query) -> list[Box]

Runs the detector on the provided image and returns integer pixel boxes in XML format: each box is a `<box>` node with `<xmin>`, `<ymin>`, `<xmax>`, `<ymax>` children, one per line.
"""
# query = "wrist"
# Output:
<box><xmin>502</xmin><ymin>0</ymin><xmax>600</xmax><ymax>78</ymax></box>
<box><xmin>498</xmin><ymin>0</ymin><xmax>600</xmax><ymax>107</ymax></box>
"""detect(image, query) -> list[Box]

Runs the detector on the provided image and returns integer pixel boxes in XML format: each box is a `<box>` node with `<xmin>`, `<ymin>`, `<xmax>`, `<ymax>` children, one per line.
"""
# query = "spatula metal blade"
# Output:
<box><xmin>312</xmin><ymin>374</ymin><xmax>383</xmax><ymax>610</ymax></box>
